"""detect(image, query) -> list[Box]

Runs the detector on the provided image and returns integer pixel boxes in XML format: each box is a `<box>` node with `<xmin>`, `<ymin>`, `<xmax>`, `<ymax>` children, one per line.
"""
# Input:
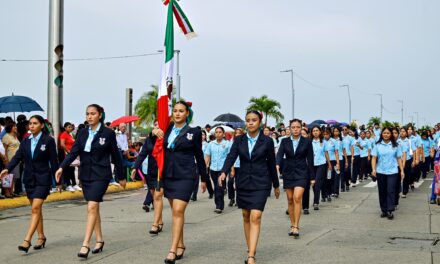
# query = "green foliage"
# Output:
<box><xmin>381</xmin><ymin>120</ymin><xmax>395</xmax><ymax>128</ymax></box>
<box><xmin>419</xmin><ymin>125</ymin><xmax>432</xmax><ymax>133</ymax></box>
<box><xmin>367</xmin><ymin>117</ymin><xmax>381</xmax><ymax>127</ymax></box>
<box><xmin>246</xmin><ymin>95</ymin><xmax>284</xmax><ymax>126</ymax></box>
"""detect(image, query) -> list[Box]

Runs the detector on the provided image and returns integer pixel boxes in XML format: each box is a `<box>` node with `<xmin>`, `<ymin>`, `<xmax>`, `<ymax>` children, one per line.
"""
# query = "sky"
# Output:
<box><xmin>1</xmin><ymin>0</ymin><xmax>439</xmax><ymax>128</ymax></box>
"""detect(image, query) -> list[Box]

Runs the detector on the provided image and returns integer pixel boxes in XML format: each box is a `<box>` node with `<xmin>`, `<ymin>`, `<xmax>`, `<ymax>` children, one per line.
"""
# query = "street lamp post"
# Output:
<box><xmin>375</xmin><ymin>93</ymin><xmax>383</xmax><ymax>122</ymax></box>
<box><xmin>397</xmin><ymin>100</ymin><xmax>403</xmax><ymax>125</ymax></box>
<box><xmin>340</xmin><ymin>85</ymin><xmax>351</xmax><ymax>124</ymax></box>
<box><xmin>281</xmin><ymin>69</ymin><xmax>295</xmax><ymax>118</ymax></box>
<box><xmin>414</xmin><ymin>112</ymin><xmax>419</xmax><ymax>127</ymax></box>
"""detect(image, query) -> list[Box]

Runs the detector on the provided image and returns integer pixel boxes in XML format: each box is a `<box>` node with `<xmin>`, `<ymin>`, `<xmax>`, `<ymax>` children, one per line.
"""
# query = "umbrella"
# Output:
<box><xmin>213</xmin><ymin>113</ymin><xmax>244</xmax><ymax>123</ymax></box>
<box><xmin>110</xmin><ymin>115</ymin><xmax>140</xmax><ymax>127</ymax></box>
<box><xmin>209</xmin><ymin>125</ymin><xmax>235</xmax><ymax>135</ymax></box>
<box><xmin>339</xmin><ymin>122</ymin><xmax>349</xmax><ymax>126</ymax></box>
<box><xmin>0</xmin><ymin>94</ymin><xmax>44</xmax><ymax>113</ymax></box>
<box><xmin>326</xmin><ymin>120</ymin><xmax>339</xmax><ymax>125</ymax></box>
<box><xmin>311</xmin><ymin>120</ymin><xmax>326</xmax><ymax>125</ymax></box>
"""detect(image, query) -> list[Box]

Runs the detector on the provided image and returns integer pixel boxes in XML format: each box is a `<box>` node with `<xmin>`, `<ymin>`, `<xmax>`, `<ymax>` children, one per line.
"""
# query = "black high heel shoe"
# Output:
<box><xmin>290</xmin><ymin>226</ymin><xmax>300</xmax><ymax>238</ymax></box>
<box><xmin>33</xmin><ymin>237</ymin><xmax>47</xmax><ymax>250</ymax></box>
<box><xmin>92</xmin><ymin>241</ymin><xmax>105</xmax><ymax>254</ymax></box>
<box><xmin>149</xmin><ymin>223</ymin><xmax>164</xmax><ymax>235</ymax></box>
<box><xmin>176</xmin><ymin>246</ymin><xmax>186</xmax><ymax>260</ymax></box>
<box><xmin>18</xmin><ymin>240</ymin><xmax>32</xmax><ymax>253</ymax></box>
<box><xmin>77</xmin><ymin>246</ymin><xmax>90</xmax><ymax>259</ymax></box>
<box><xmin>164</xmin><ymin>251</ymin><xmax>177</xmax><ymax>264</ymax></box>
<box><xmin>245</xmin><ymin>256</ymin><xmax>255</xmax><ymax>264</ymax></box>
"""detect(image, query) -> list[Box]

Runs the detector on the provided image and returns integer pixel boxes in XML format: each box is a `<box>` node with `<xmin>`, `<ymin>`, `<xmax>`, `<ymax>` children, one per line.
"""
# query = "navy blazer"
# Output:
<box><xmin>7</xmin><ymin>133</ymin><xmax>59</xmax><ymax>186</ymax></box>
<box><xmin>221</xmin><ymin>133</ymin><xmax>279</xmax><ymax>191</ymax></box>
<box><xmin>60</xmin><ymin>125</ymin><xmax>124</xmax><ymax>182</ymax></box>
<box><xmin>163</xmin><ymin>125</ymin><xmax>207</xmax><ymax>182</ymax></box>
<box><xmin>276</xmin><ymin>136</ymin><xmax>315</xmax><ymax>181</ymax></box>
<box><xmin>133</xmin><ymin>136</ymin><xmax>158</xmax><ymax>176</ymax></box>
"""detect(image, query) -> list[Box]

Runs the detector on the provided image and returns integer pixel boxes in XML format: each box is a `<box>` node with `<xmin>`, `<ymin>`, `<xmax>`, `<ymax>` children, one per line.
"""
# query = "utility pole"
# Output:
<box><xmin>281</xmin><ymin>69</ymin><xmax>295</xmax><ymax>118</ymax></box>
<box><xmin>375</xmin><ymin>93</ymin><xmax>383</xmax><ymax>122</ymax></box>
<box><xmin>47</xmin><ymin>0</ymin><xmax>64</xmax><ymax>139</ymax></box>
<box><xmin>175</xmin><ymin>50</ymin><xmax>181</xmax><ymax>101</ymax></box>
<box><xmin>414</xmin><ymin>112</ymin><xmax>419</xmax><ymax>127</ymax></box>
<box><xmin>126</xmin><ymin>88</ymin><xmax>133</xmax><ymax>138</ymax></box>
<box><xmin>408</xmin><ymin>115</ymin><xmax>414</xmax><ymax>124</ymax></box>
<box><xmin>397</xmin><ymin>100</ymin><xmax>403</xmax><ymax>125</ymax></box>
<box><xmin>340</xmin><ymin>85</ymin><xmax>351</xmax><ymax>123</ymax></box>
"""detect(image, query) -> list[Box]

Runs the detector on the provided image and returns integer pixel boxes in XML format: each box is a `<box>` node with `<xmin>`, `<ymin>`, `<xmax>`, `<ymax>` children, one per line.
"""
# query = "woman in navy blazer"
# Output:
<box><xmin>153</xmin><ymin>101</ymin><xmax>207</xmax><ymax>264</ymax></box>
<box><xmin>131</xmin><ymin>129</ymin><xmax>165</xmax><ymax>235</ymax></box>
<box><xmin>219</xmin><ymin>110</ymin><xmax>280</xmax><ymax>264</ymax></box>
<box><xmin>1</xmin><ymin>115</ymin><xmax>59</xmax><ymax>253</ymax></box>
<box><xmin>276</xmin><ymin>119</ymin><xmax>314</xmax><ymax>238</ymax></box>
<box><xmin>55</xmin><ymin>104</ymin><xmax>125</xmax><ymax>259</ymax></box>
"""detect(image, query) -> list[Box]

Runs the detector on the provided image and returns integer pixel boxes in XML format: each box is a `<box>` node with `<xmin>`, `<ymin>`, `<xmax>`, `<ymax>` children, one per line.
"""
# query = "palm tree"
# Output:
<box><xmin>134</xmin><ymin>85</ymin><xmax>184</xmax><ymax>127</ymax></box>
<box><xmin>246</xmin><ymin>95</ymin><xmax>284</xmax><ymax>126</ymax></box>
<box><xmin>367</xmin><ymin>116</ymin><xmax>381</xmax><ymax>127</ymax></box>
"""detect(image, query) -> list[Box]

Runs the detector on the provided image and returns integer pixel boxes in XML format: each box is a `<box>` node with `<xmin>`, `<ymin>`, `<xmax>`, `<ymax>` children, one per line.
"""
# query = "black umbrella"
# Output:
<box><xmin>213</xmin><ymin>113</ymin><xmax>244</xmax><ymax>123</ymax></box>
<box><xmin>0</xmin><ymin>94</ymin><xmax>44</xmax><ymax>113</ymax></box>
<box><xmin>311</xmin><ymin>119</ymin><xmax>326</xmax><ymax>125</ymax></box>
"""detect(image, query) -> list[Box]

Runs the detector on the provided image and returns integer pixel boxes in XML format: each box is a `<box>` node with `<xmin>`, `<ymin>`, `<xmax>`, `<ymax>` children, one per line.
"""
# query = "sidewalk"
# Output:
<box><xmin>0</xmin><ymin>181</ymin><xmax>144</xmax><ymax>210</ymax></box>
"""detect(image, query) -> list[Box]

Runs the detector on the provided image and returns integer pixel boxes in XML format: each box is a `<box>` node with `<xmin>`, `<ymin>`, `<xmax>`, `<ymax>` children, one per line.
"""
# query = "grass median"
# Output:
<box><xmin>0</xmin><ymin>181</ymin><xmax>144</xmax><ymax>211</ymax></box>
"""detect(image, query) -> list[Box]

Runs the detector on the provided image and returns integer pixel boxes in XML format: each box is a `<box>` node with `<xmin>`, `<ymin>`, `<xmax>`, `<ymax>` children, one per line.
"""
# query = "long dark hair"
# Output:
<box><xmin>29</xmin><ymin>115</ymin><xmax>50</xmax><ymax>134</ymax></box>
<box><xmin>310</xmin><ymin>125</ymin><xmax>323</xmax><ymax>143</ymax></box>
<box><xmin>376</xmin><ymin>127</ymin><xmax>398</xmax><ymax>147</ymax></box>
<box><xmin>352</xmin><ymin>129</ymin><xmax>359</xmax><ymax>140</ymax></box>
<box><xmin>87</xmin><ymin>104</ymin><xmax>105</xmax><ymax>123</ymax></box>
<box><xmin>332</xmin><ymin>127</ymin><xmax>343</xmax><ymax>141</ymax></box>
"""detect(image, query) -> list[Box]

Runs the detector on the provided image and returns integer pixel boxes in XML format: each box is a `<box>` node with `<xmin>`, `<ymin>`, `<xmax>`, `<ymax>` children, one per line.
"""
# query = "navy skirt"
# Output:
<box><xmin>236</xmin><ymin>188</ymin><xmax>271</xmax><ymax>211</ymax></box>
<box><xmin>163</xmin><ymin>178</ymin><xmax>196</xmax><ymax>203</ymax></box>
<box><xmin>82</xmin><ymin>180</ymin><xmax>110</xmax><ymax>202</ymax></box>
<box><xmin>26</xmin><ymin>185</ymin><xmax>51</xmax><ymax>200</ymax></box>
<box><xmin>283</xmin><ymin>178</ymin><xmax>308</xmax><ymax>189</ymax></box>
<box><xmin>147</xmin><ymin>174</ymin><xmax>163</xmax><ymax>190</ymax></box>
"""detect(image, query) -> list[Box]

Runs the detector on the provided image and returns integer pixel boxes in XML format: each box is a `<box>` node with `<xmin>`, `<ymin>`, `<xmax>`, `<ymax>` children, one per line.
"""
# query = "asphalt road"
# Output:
<box><xmin>1</xmin><ymin>174</ymin><xmax>440</xmax><ymax>264</ymax></box>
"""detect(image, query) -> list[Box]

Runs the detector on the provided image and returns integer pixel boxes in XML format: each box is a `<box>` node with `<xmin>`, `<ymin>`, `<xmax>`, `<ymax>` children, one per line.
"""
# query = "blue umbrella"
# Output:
<box><xmin>311</xmin><ymin>119</ymin><xmax>326</xmax><ymax>125</ymax></box>
<box><xmin>0</xmin><ymin>94</ymin><xmax>44</xmax><ymax>113</ymax></box>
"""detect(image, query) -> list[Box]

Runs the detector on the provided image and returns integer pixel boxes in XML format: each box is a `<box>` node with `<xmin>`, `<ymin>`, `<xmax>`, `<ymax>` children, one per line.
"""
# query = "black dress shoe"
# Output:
<box><xmin>77</xmin><ymin>246</ymin><xmax>90</xmax><ymax>259</ymax></box>
<box><xmin>176</xmin><ymin>246</ymin><xmax>186</xmax><ymax>260</ymax></box>
<box><xmin>18</xmin><ymin>240</ymin><xmax>32</xmax><ymax>253</ymax></box>
<box><xmin>164</xmin><ymin>251</ymin><xmax>177</xmax><ymax>264</ymax></box>
<box><xmin>228</xmin><ymin>199</ymin><xmax>235</xmax><ymax>207</ymax></box>
<box><xmin>285</xmin><ymin>209</ymin><xmax>289</xmax><ymax>215</ymax></box>
<box><xmin>214</xmin><ymin>209</ymin><xmax>223</xmax><ymax>214</ymax></box>
<box><xmin>313</xmin><ymin>204</ymin><xmax>319</xmax><ymax>210</ymax></box>
<box><xmin>430</xmin><ymin>199</ymin><xmax>436</xmax><ymax>204</ymax></box>
<box><xmin>380</xmin><ymin>212</ymin><xmax>387</xmax><ymax>218</ymax></box>
<box><xmin>327</xmin><ymin>197</ymin><xmax>332</xmax><ymax>202</ymax></box>
<box><xmin>190</xmin><ymin>195</ymin><xmax>197</xmax><ymax>201</ymax></box>
<box><xmin>33</xmin><ymin>237</ymin><xmax>47</xmax><ymax>250</ymax></box>
<box><xmin>387</xmin><ymin>212</ymin><xmax>394</xmax><ymax>220</ymax></box>
<box><xmin>209</xmin><ymin>194</ymin><xmax>214</xmax><ymax>199</ymax></box>
<box><xmin>92</xmin><ymin>241</ymin><xmax>105</xmax><ymax>254</ymax></box>
<box><xmin>142</xmin><ymin>205</ymin><xmax>150</xmax><ymax>212</ymax></box>
<box><xmin>303</xmin><ymin>209</ymin><xmax>310</xmax><ymax>215</ymax></box>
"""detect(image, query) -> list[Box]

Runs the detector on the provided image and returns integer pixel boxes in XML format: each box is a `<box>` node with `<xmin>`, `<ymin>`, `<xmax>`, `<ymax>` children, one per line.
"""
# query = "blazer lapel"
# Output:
<box><xmin>242</xmin><ymin>135</ymin><xmax>251</xmax><ymax>160</ymax></box>
<box><xmin>293</xmin><ymin>137</ymin><xmax>304</xmax><ymax>157</ymax></box>
<box><xmin>32</xmin><ymin>136</ymin><xmax>44</xmax><ymax>160</ymax></box>
<box><xmin>250</xmin><ymin>133</ymin><xmax>265</xmax><ymax>160</ymax></box>
<box><xmin>173</xmin><ymin>125</ymin><xmax>191</xmax><ymax>149</ymax></box>
<box><xmin>91</xmin><ymin>124</ymin><xmax>105</xmax><ymax>147</ymax></box>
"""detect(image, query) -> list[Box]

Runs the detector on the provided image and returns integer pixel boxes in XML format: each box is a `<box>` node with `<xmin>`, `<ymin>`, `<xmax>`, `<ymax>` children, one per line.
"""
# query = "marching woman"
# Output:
<box><xmin>407</xmin><ymin>125</ymin><xmax>422</xmax><ymax>188</ymax></box>
<box><xmin>351</xmin><ymin>130</ymin><xmax>361</xmax><ymax>186</ymax></box>
<box><xmin>55</xmin><ymin>104</ymin><xmax>126</xmax><ymax>259</ymax></box>
<box><xmin>152</xmin><ymin>101</ymin><xmax>207</xmax><ymax>264</ymax></box>
<box><xmin>398</xmin><ymin>127</ymin><xmax>412</xmax><ymax>198</ymax></box>
<box><xmin>130</xmin><ymin>129</ymin><xmax>165</xmax><ymax>235</ymax></box>
<box><xmin>421</xmin><ymin>131</ymin><xmax>434</xmax><ymax>179</ymax></box>
<box><xmin>229</xmin><ymin>128</ymin><xmax>244</xmax><ymax>207</ymax></box>
<box><xmin>358</xmin><ymin>131</ymin><xmax>371</xmax><ymax>182</ymax></box>
<box><xmin>0</xmin><ymin>115</ymin><xmax>59</xmax><ymax>253</ymax></box>
<box><xmin>366</xmin><ymin>130</ymin><xmax>375</xmax><ymax>176</ymax></box>
<box><xmin>342</xmin><ymin>126</ymin><xmax>354</xmax><ymax>191</ymax></box>
<box><xmin>218</xmin><ymin>110</ymin><xmax>280</xmax><ymax>264</ymax></box>
<box><xmin>324</xmin><ymin>127</ymin><xmax>340</xmax><ymax>199</ymax></box>
<box><xmin>276</xmin><ymin>119</ymin><xmax>314</xmax><ymax>238</ymax></box>
<box><xmin>205</xmin><ymin>126</ymin><xmax>231</xmax><ymax>213</ymax></box>
<box><xmin>191</xmin><ymin>130</ymin><xmax>210</xmax><ymax>201</ymax></box>
<box><xmin>371</xmin><ymin>127</ymin><xmax>405</xmax><ymax>220</ymax></box>
<box><xmin>332</xmin><ymin>127</ymin><xmax>344</xmax><ymax>196</ymax></box>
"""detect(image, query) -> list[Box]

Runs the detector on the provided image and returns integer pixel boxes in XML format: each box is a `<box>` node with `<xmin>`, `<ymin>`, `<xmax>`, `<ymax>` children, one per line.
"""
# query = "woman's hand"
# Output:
<box><xmin>274</xmin><ymin>187</ymin><xmax>280</xmax><ymax>199</ymax></box>
<box><xmin>345</xmin><ymin>161</ymin><xmax>348</xmax><ymax>169</ymax></box>
<box><xmin>218</xmin><ymin>173</ymin><xmax>227</xmax><ymax>187</ymax></box>
<box><xmin>200</xmin><ymin>182</ymin><xmax>207</xmax><ymax>193</ymax></box>
<box><xmin>55</xmin><ymin>168</ymin><xmax>63</xmax><ymax>183</ymax></box>
<box><xmin>400</xmin><ymin>171</ymin><xmax>405</xmax><ymax>181</ymax></box>
<box><xmin>119</xmin><ymin>179</ymin><xmax>127</xmax><ymax>189</ymax></box>
<box><xmin>152</xmin><ymin>128</ymin><xmax>165</xmax><ymax>139</ymax></box>
<box><xmin>0</xmin><ymin>169</ymin><xmax>8</xmax><ymax>179</ymax></box>
<box><xmin>310</xmin><ymin>180</ymin><xmax>316</xmax><ymax>187</ymax></box>
<box><xmin>371</xmin><ymin>170</ymin><xmax>377</xmax><ymax>177</ymax></box>
<box><xmin>130</xmin><ymin>169</ymin><xmax>137</xmax><ymax>182</ymax></box>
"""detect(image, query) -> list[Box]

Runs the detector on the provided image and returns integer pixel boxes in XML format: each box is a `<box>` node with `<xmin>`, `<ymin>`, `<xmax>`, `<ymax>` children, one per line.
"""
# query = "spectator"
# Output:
<box><xmin>59</xmin><ymin>122</ymin><xmax>81</xmax><ymax>192</ymax></box>
<box><xmin>116</xmin><ymin>123</ymin><xmax>129</xmax><ymax>184</ymax></box>
<box><xmin>2</xmin><ymin>121</ymin><xmax>20</xmax><ymax>198</ymax></box>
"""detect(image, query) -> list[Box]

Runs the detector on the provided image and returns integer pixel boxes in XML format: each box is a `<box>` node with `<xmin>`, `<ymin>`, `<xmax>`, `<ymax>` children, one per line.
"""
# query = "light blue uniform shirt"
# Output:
<box><xmin>312</xmin><ymin>139</ymin><xmax>327</xmax><ymax>166</ymax></box>
<box><xmin>353</xmin><ymin>138</ymin><xmax>361</xmax><ymax>156</ymax></box>
<box><xmin>247</xmin><ymin>133</ymin><xmax>260</xmax><ymax>158</ymax></box>
<box><xmin>30</xmin><ymin>132</ymin><xmax>43</xmax><ymax>158</ymax></box>
<box><xmin>409</xmin><ymin>135</ymin><xmax>422</xmax><ymax>157</ymax></box>
<box><xmin>84</xmin><ymin>123</ymin><xmax>101</xmax><ymax>152</ymax></box>
<box><xmin>372</xmin><ymin>141</ymin><xmax>402</xmax><ymax>175</ymax></box>
<box><xmin>291</xmin><ymin>136</ymin><xmax>300</xmax><ymax>153</ymax></box>
<box><xmin>167</xmin><ymin>124</ymin><xmax>186</xmax><ymax>149</ymax></box>
<box><xmin>206</xmin><ymin>139</ymin><xmax>231</xmax><ymax>171</ymax></box>
<box><xmin>358</xmin><ymin>138</ymin><xmax>370</xmax><ymax>158</ymax></box>
<box><xmin>326</xmin><ymin>138</ymin><xmax>337</xmax><ymax>161</ymax></box>
<box><xmin>397</xmin><ymin>138</ymin><xmax>411</xmax><ymax>161</ymax></box>
<box><xmin>421</xmin><ymin>139</ymin><xmax>432</xmax><ymax>158</ymax></box>
<box><xmin>373</xmin><ymin>128</ymin><xmax>381</xmax><ymax>139</ymax></box>
<box><xmin>202</xmin><ymin>141</ymin><xmax>208</xmax><ymax>155</ymax></box>
<box><xmin>342</xmin><ymin>135</ymin><xmax>355</xmax><ymax>156</ymax></box>
<box><xmin>335</xmin><ymin>138</ymin><xmax>344</xmax><ymax>160</ymax></box>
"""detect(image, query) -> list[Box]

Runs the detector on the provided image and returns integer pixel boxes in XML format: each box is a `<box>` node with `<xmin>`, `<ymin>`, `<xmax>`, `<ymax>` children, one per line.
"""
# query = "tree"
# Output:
<box><xmin>367</xmin><ymin>116</ymin><xmax>381</xmax><ymax>127</ymax></box>
<box><xmin>246</xmin><ymin>95</ymin><xmax>284</xmax><ymax>126</ymax></box>
<box><xmin>134</xmin><ymin>85</ymin><xmax>184</xmax><ymax>128</ymax></box>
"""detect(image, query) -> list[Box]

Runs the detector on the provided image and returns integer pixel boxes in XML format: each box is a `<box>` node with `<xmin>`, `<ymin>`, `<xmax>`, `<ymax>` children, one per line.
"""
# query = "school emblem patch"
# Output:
<box><xmin>99</xmin><ymin>137</ymin><xmax>106</xmax><ymax>145</ymax></box>
<box><xmin>40</xmin><ymin>144</ymin><xmax>46</xmax><ymax>151</ymax></box>
<box><xmin>186</xmin><ymin>133</ymin><xmax>193</xmax><ymax>141</ymax></box>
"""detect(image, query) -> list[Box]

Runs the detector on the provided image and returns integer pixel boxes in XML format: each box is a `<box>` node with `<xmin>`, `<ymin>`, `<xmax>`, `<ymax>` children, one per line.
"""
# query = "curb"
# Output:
<box><xmin>0</xmin><ymin>181</ymin><xmax>144</xmax><ymax>211</ymax></box>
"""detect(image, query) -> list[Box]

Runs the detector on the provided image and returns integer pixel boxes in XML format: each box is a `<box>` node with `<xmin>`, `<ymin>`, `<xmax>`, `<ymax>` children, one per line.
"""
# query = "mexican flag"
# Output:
<box><xmin>152</xmin><ymin>0</ymin><xmax>196</xmax><ymax>183</ymax></box>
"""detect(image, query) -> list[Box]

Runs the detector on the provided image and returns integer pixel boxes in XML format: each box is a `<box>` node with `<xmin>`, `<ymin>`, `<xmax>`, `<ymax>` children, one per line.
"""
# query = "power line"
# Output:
<box><xmin>0</xmin><ymin>52</ymin><xmax>162</xmax><ymax>62</ymax></box>
<box><xmin>293</xmin><ymin>72</ymin><xmax>331</xmax><ymax>90</ymax></box>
